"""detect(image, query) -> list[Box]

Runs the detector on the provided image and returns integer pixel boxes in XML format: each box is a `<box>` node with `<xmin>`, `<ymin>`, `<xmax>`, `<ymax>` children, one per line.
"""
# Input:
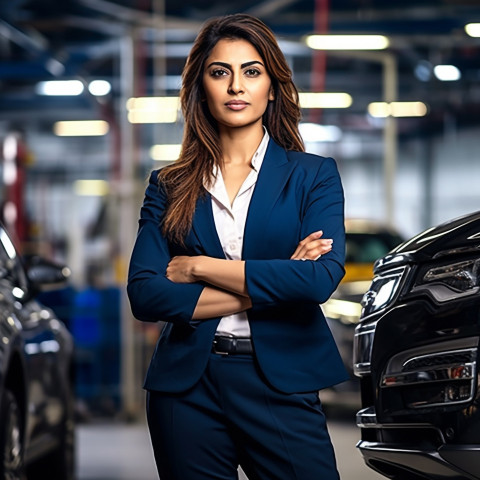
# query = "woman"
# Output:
<box><xmin>128</xmin><ymin>13</ymin><xmax>348</xmax><ymax>480</ymax></box>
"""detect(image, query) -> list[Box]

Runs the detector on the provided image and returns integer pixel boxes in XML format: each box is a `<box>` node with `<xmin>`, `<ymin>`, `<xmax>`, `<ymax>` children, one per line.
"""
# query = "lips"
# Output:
<box><xmin>225</xmin><ymin>100</ymin><xmax>249</xmax><ymax>110</ymax></box>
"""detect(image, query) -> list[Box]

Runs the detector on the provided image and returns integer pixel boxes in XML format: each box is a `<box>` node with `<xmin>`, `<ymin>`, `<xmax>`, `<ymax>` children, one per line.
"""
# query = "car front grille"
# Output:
<box><xmin>402</xmin><ymin>349</ymin><xmax>477</xmax><ymax>371</ymax></box>
<box><xmin>380</xmin><ymin>341</ymin><xmax>479</xmax><ymax>411</ymax></box>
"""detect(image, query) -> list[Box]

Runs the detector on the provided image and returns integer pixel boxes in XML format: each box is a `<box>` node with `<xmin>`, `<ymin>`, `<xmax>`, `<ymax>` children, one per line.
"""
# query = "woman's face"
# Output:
<box><xmin>202</xmin><ymin>38</ymin><xmax>274</xmax><ymax>132</ymax></box>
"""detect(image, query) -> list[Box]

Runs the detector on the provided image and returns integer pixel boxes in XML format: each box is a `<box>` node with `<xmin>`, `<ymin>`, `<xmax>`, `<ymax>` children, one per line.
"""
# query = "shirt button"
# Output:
<box><xmin>230</xmin><ymin>243</ymin><xmax>237</xmax><ymax>251</ymax></box>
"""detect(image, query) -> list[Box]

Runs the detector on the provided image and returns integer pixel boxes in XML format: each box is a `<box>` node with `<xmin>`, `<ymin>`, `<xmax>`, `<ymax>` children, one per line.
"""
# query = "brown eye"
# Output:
<box><xmin>211</xmin><ymin>69</ymin><xmax>228</xmax><ymax>77</ymax></box>
<box><xmin>245</xmin><ymin>68</ymin><xmax>261</xmax><ymax>77</ymax></box>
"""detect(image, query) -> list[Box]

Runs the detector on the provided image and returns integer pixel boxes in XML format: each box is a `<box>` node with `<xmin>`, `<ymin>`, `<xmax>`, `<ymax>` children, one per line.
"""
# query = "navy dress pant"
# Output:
<box><xmin>146</xmin><ymin>352</ymin><xmax>340</xmax><ymax>480</ymax></box>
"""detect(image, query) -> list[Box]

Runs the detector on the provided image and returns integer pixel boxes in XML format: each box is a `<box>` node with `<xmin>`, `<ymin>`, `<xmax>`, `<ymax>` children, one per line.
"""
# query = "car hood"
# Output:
<box><xmin>374</xmin><ymin>210</ymin><xmax>480</xmax><ymax>272</ymax></box>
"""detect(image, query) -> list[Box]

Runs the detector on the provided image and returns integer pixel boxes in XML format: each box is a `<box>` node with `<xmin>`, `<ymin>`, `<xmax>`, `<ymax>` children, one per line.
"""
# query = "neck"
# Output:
<box><xmin>218</xmin><ymin>124</ymin><xmax>265</xmax><ymax>165</ymax></box>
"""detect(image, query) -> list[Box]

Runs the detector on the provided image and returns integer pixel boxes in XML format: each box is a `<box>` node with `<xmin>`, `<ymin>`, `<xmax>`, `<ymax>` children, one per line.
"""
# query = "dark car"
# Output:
<box><xmin>353</xmin><ymin>211</ymin><xmax>480</xmax><ymax>480</ymax></box>
<box><xmin>321</xmin><ymin>219</ymin><xmax>404</xmax><ymax>409</ymax></box>
<box><xmin>0</xmin><ymin>226</ymin><xmax>75</xmax><ymax>479</ymax></box>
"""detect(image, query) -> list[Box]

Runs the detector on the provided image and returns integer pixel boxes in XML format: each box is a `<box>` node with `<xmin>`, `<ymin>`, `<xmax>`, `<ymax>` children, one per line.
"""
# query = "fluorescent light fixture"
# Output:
<box><xmin>88</xmin><ymin>80</ymin><xmax>111</xmax><ymax>96</ymax></box>
<box><xmin>127</xmin><ymin>97</ymin><xmax>180</xmax><ymax>124</ymax></box>
<box><xmin>74</xmin><ymin>180</ymin><xmax>109</xmax><ymax>196</ymax></box>
<box><xmin>305</xmin><ymin>34</ymin><xmax>389</xmax><ymax>50</ymax></box>
<box><xmin>2</xmin><ymin>134</ymin><xmax>18</xmax><ymax>162</ymax></box>
<box><xmin>150</xmin><ymin>144</ymin><xmax>182</xmax><ymax>162</ymax></box>
<box><xmin>299</xmin><ymin>92</ymin><xmax>352</xmax><ymax>109</ymax></box>
<box><xmin>368</xmin><ymin>101</ymin><xmax>428</xmax><ymax>118</ymax></box>
<box><xmin>433</xmin><ymin>64</ymin><xmax>461</xmax><ymax>81</ymax></box>
<box><xmin>465</xmin><ymin>23</ymin><xmax>480</xmax><ymax>37</ymax></box>
<box><xmin>0</xmin><ymin>227</ymin><xmax>17</xmax><ymax>259</ymax></box>
<box><xmin>3</xmin><ymin>202</ymin><xmax>17</xmax><ymax>226</ymax></box>
<box><xmin>36</xmin><ymin>80</ymin><xmax>84</xmax><ymax>96</ymax></box>
<box><xmin>53</xmin><ymin>120</ymin><xmax>109</xmax><ymax>136</ymax></box>
<box><xmin>299</xmin><ymin>123</ymin><xmax>342</xmax><ymax>142</ymax></box>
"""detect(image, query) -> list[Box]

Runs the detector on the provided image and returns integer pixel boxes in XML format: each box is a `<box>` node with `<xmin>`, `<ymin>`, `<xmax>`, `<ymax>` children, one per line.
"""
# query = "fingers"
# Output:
<box><xmin>166</xmin><ymin>256</ymin><xmax>192</xmax><ymax>283</ymax></box>
<box><xmin>290</xmin><ymin>230</ymin><xmax>333</xmax><ymax>261</ymax></box>
<box><xmin>290</xmin><ymin>230</ymin><xmax>323</xmax><ymax>259</ymax></box>
<box><xmin>300</xmin><ymin>239</ymin><xmax>332</xmax><ymax>260</ymax></box>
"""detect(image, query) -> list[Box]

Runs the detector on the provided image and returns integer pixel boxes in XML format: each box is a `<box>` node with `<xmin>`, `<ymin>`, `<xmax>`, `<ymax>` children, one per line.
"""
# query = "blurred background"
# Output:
<box><xmin>1</xmin><ymin>0</ymin><xmax>480</xmax><ymax>478</ymax></box>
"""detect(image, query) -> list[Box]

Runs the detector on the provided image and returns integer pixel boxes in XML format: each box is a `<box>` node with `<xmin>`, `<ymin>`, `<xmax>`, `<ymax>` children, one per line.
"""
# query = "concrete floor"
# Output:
<box><xmin>76</xmin><ymin>416</ymin><xmax>384</xmax><ymax>480</ymax></box>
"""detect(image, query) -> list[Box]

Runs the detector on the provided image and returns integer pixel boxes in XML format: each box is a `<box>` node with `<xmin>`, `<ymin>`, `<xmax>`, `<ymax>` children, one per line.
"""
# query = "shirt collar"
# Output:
<box><xmin>250</xmin><ymin>127</ymin><xmax>270</xmax><ymax>172</ymax></box>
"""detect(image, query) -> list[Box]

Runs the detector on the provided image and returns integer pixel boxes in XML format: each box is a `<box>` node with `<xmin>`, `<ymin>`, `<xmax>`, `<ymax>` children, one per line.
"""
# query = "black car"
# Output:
<box><xmin>354</xmin><ymin>211</ymin><xmax>480</xmax><ymax>480</ymax></box>
<box><xmin>0</xmin><ymin>226</ymin><xmax>75</xmax><ymax>479</ymax></box>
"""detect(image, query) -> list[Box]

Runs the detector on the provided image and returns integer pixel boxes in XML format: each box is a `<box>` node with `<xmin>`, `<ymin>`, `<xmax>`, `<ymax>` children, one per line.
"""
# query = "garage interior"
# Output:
<box><xmin>1</xmin><ymin>1</ymin><xmax>479</xmax><ymax>478</ymax></box>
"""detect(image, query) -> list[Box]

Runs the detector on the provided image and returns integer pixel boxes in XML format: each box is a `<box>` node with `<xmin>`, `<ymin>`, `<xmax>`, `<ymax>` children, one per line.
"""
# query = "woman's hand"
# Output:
<box><xmin>166</xmin><ymin>256</ymin><xmax>251</xmax><ymax>318</ymax></box>
<box><xmin>290</xmin><ymin>230</ymin><xmax>333</xmax><ymax>261</ymax></box>
<box><xmin>166</xmin><ymin>256</ymin><xmax>201</xmax><ymax>283</ymax></box>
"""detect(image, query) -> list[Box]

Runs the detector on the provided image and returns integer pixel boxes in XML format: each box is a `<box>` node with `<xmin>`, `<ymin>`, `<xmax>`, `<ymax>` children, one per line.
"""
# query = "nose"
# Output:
<box><xmin>228</xmin><ymin>71</ymin><xmax>244</xmax><ymax>95</ymax></box>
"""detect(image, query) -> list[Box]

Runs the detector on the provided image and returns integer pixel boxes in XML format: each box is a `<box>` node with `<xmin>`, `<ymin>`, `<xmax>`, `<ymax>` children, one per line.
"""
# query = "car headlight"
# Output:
<box><xmin>412</xmin><ymin>258</ymin><xmax>480</xmax><ymax>302</ymax></box>
<box><xmin>360</xmin><ymin>266</ymin><xmax>408</xmax><ymax>318</ymax></box>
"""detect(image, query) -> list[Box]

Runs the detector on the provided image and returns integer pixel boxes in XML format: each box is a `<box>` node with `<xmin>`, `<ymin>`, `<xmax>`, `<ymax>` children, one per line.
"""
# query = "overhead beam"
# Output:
<box><xmin>0</xmin><ymin>18</ymin><xmax>48</xmax><ymax>54</ymax></box>
<box><xmin>78</xmin><ymin>0</ymin><xmax>201</xmax><ymax>31</ymax></box>
<box><xmin>247</xmin><ymin>0</ymin><xmax>301</xmax><ymax>18</ymax></box>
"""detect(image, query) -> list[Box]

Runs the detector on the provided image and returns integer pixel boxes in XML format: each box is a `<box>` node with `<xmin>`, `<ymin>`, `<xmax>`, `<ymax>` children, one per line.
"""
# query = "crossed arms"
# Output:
<box><xmin>166</xmin><ymin>231</ymin><xmax>333</xmax><ymax>319</ymax></box>
<box><xmin>128</xmin><ymin>158</ymin><xmax>345</xmax><ymax>325</ymax></box>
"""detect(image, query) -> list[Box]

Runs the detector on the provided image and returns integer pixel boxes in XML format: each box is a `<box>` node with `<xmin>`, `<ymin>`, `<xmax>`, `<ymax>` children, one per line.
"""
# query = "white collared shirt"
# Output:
<box><xmin>205</xmin><ymin>129</ymin><xmax>270</xmax><ymax>337</ymax></box>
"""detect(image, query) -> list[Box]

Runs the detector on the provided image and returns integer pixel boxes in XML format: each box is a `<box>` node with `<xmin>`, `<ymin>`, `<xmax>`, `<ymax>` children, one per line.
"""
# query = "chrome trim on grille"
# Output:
<box><xmin>381</xmin><ymin>345</ymin><xmax>478</xmax><ymax>408</ymax></box>
<box><xmin>384</xmin><ymin>338</ymin><xmax>479</xmax><ymax>375</ymax></box>
<box><xmin>356</xmin><ymin>406</ymin><xmax>377</xmax><ymax>427</ymax></box>
<box><xmin>402</xmin><ymin>348</ymin><xmax>477</xmax><ymax>371</ymax></box>
<box><xmin>353</xmin><ymin>322</ymin><xmax>378</xmax><ymax>376</ymax></box>
<box><xmin>382</xmin><ymin>363</ymin><xmax>475</xmax><ymax>386</ymax></box>
<box><xmin>356</xmin><ymin>406</ymin><xmax>443</xmax><ymax>439</ymax></box>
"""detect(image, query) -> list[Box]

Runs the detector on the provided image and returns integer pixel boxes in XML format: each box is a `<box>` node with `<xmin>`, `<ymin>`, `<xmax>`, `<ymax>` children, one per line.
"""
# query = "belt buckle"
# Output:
<box><xmin>212</xmin><ymin>339</ymin><xmax>229</xmax><ymax>355</ymax></box>
<box><xmin>213</xmin><ymin>334</ymin><xmax>235</xmax><ymax>356</ymax></box>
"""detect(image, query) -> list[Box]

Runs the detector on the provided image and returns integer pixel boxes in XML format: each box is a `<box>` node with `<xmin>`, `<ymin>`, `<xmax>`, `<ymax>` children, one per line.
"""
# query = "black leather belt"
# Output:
<box><xmin>212</xmin><ymin>335</ymin><xmax>253</xmax><ymax>355</ymax></box>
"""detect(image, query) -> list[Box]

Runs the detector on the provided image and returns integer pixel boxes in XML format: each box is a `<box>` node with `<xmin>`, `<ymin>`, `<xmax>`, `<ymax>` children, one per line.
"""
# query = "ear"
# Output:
<box><xmin>269</xmin><ymin>86</ymin><xmax>275</xmax><ymax>101</ymax></box>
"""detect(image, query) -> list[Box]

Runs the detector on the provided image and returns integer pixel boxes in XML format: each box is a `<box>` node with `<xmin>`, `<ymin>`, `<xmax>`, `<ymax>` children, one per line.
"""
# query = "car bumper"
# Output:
<box><xmin>357</xmin><ymin>407</ymin><xmax>480</xmax><ymax>479</ymax></box>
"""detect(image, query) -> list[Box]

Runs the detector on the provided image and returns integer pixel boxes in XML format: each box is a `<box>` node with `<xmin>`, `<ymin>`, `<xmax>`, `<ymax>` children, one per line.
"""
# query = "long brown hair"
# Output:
<box><xmin>159</xmin><ymin>14</ymin><xmax>304</xmax><ymax>244</ymax></box>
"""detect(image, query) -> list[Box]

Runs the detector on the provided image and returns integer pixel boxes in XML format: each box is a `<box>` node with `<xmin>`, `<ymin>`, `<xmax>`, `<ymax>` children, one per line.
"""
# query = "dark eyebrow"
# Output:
<box><xmin>206</xmin><ymin>60</ymin><xmax>265</xmax><ymax>70</ymax></box>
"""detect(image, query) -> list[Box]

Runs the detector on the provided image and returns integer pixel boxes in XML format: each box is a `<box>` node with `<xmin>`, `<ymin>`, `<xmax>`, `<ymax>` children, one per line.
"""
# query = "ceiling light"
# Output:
<box><xmin>368</xmin><ymin>102</ymin><xmax>428</xmax><ymax>118</ymax></box>
<box><xmin>2</xmin><ymin>133</ymin><xmax>18</xmax><ymax>162</ymax></box>
<box><xmin>433</xmin><ymin>65</ymin><xmax>461</xmax><ymax>81</ymax></box>
<box><xmin>299</xmin><ymin>92</ymin><xmax>352</xmax><ymax>109</ymax></box>
<box><xmin>127</xmin><ymin>97</ymin><xmax>180</xmax><ymax>124</ymax></box>
<box><xmin>74</xmin><ymin>180</ymin><xmax>109</xmax><ymax>196</ymax></box>
<box><xmin>88</xmin><ymin>80</ymin><xmax>111</xmax><ymax>96</ymax></box>
<box><xmin>150</xmin><ymin>144</ymin><xmax>182</xmax><ymax>162</ymax></box>
<box><xmin>0</xmin><ymin>229</ymin><xmax>16</xmax><ymax>259</ymax></box>
<box><xmin>36</xmin><ymin>80</ymin><xmax>84</xmax><ymax>96</ymax></box>
<box><xmin>299</xmin><ymin>123</ymin><xmax>342</xmax><ymax>142</ymax></box>
<box><xmin>53</xmin><ymin>120</ymin><xmax>109</xmax><ymax>136</ymax></box>
<box><xmin>305</xmin><ymin>34</ymin><xmax>389</xmax><ymax>50</ymax></box>
<box><xmin>465</xmin><ymin>23</ymin><xmax>480</xmax><ymax>37</ymax></box>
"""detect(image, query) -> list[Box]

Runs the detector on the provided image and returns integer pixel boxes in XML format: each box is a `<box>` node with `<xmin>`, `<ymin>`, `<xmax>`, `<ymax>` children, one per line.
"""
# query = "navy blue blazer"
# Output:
<box><xmin>127</xmin><ymin>139</ymin><xmax>349</xmax><ymax>394</ymax></box>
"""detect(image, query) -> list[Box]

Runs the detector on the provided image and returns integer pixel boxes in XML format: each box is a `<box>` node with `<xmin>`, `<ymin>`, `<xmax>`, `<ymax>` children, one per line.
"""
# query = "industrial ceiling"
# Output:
<box><xmin>1</xmin><ymin>0</ymin><xmax>480</xmax><ymax>137</ymax></box>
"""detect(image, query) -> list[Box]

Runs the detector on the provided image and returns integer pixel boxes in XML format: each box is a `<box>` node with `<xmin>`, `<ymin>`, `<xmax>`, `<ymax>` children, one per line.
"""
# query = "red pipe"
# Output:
<box><xmin>310</xmin><ymin>0</ymin><xmax>329</xmax><ymax>123</ymax></box>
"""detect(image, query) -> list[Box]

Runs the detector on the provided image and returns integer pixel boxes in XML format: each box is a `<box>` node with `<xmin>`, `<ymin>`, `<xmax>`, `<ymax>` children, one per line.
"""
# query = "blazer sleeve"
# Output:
<box><xmin>127</xmin><ymin>171</ymin><xmax>204</xmax><ymax>325</ymax></box>
<box><xmin>245</xmin><ymin>156</ymin><xmax>345</xmax><ymax>307</ymax></box>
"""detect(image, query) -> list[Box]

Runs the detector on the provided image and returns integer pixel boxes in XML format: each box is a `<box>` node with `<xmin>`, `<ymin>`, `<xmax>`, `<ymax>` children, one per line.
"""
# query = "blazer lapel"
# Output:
<box><xmin>191</xmin><ymin>192</ymin><xmax>225</xmax><ymax>258</ymax></box>
<box><xmin>243</xmin><ymin>140</ymin><xmax>296</xmax><ymax>258</ymax></box>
